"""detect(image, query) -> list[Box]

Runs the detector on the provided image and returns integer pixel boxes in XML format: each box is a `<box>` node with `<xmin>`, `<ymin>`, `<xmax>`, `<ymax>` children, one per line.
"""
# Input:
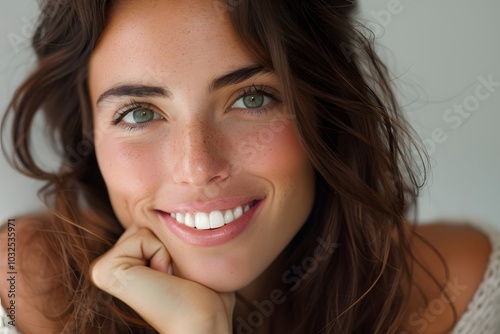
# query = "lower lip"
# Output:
<box><xmin>157</xmin><ymin>199</ymin><xmax>264</xmax><ymax>247</ymax></box>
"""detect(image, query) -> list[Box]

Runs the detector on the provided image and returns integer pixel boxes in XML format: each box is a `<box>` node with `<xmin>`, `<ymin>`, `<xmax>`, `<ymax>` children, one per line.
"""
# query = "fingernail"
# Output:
<box><xmin>167</xmin><ymin>263</ymin><xmax>173</xmax><ymax>275</ymax></box>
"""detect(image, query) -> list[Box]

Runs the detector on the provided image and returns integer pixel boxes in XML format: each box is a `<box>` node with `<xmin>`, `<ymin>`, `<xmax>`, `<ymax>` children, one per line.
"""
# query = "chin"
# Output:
<box><xmin>171</xmin><ymin>256</ymin><xmax>260</xmax><ymax>293</ymax></box>
<box><xmin>182</xmin><ymin>271</ymin><xmax>252</xmax><ymax>293</ymax></box>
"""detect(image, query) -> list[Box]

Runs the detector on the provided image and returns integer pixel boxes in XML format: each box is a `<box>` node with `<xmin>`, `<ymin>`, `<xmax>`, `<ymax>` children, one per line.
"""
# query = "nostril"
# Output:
<box><xmin>172</xmin><ymin>157</ymin><xmax>231</xmax><ymax>187</ymax></box>
<box><xmin>207</xmin><ymin>173</ymin><xmax>229</xmax><ymax>184</ymax></box>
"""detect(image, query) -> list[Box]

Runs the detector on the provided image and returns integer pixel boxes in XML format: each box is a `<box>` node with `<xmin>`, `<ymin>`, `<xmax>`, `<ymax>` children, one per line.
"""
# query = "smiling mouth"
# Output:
<box><xmin>168</xmin><ymin>200</ymin><xmax>259</xmax><ymax>230</ymax></box>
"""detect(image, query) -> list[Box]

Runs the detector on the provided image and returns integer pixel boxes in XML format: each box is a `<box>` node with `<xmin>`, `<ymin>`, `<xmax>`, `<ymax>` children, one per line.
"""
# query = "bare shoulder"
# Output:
<box><xmin>402</xmin><ymin>220</ymin><xmax>491</xmax><ymax>333</ymax></box>
<box><xmin>0</xmin><ymin>213</ymin><xmax>66</xmax><ymax>333</ymax></box>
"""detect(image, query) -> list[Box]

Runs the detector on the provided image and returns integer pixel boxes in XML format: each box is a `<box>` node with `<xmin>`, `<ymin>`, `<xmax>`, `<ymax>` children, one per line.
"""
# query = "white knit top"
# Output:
<box><xmin>451</xmin><ymin>222</ymin><xmax>500</xmax><ymax>333</ymax></box>
<box><xmin>0</xmin><ymin>302</ymin><xmax>18</xmax><ymax>334</ymax></box>
<box><xmin>1</xmin><ymin>223</ymin><xmax>499</xmax><ymax>334</ymax></box>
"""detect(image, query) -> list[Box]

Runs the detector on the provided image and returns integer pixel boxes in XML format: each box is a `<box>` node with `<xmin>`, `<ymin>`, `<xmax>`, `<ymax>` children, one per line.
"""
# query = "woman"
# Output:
<box><xmin>0</xmin><ymin>0</ymin><xmax>498</xmax><ymax>333</ymax></box>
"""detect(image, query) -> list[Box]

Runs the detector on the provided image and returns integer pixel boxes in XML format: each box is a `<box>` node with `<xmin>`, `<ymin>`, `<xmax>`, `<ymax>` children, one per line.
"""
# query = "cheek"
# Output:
<box><xmin>249</xmin><ymin>123</ymin><xmax>315</xmax><ymax>246</ymax></box>
<box><xmin>240</xmin><ymin>121</ymin><xmax>312</xmax><ymax>194</ymax></box>
<box><xmin>235</xmin><ymin>120</ymin><xmax>315</xmax><ymax>240</ymax></box>
<box><xmin>95</xmin><ymin>140</ymin><xmax>164</xmax><ymax>226</ymax></box>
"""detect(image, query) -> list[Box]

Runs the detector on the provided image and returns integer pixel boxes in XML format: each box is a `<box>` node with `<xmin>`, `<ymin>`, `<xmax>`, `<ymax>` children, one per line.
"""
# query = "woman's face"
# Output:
<box><xmin>88</xmin><ymin>0</ymin><xmax>315</xmax><ymax>293</ymax></box>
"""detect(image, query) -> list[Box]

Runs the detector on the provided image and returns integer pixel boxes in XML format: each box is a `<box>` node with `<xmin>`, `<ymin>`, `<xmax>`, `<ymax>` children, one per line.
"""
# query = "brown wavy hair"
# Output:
<box><xmin>1</xmin><ymin>0</ymin><xmax>445</xmax><ymax>333</ymax></box>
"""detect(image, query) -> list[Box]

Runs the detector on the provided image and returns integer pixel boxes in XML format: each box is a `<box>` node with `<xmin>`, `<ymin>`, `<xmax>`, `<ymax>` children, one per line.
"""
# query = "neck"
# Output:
<box><xmin>234</xmin><ymin>251</ymin><xmax>290</xmax><ymax>333</ymax></box>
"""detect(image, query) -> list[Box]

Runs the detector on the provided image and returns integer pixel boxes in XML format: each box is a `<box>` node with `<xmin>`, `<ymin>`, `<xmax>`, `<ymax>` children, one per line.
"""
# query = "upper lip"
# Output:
<box><xmin>159</xmin><ymin>196</ymin><xmax>263</xmax><ymax>214</ymax></box>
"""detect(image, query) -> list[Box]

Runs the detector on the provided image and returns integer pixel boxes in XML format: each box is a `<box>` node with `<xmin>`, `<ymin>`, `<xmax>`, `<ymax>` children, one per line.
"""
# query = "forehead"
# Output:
<box><xmin>88</xmin><ymin>0</ymin><xmax>255</xmax><ymax>99</ymax></box>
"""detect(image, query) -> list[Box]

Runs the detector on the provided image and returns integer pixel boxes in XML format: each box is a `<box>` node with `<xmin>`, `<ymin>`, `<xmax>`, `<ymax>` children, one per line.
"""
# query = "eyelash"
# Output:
<box><xmin>111</xmin><ymin>85</ymin><xmax>281</xmax><ymax>131</ymax></box>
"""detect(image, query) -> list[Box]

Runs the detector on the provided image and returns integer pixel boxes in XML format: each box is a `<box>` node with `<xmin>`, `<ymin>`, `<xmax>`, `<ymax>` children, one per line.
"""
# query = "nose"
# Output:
<box><xmin>171</xmin><ymin>119</ymin><xmax>230</xmax><ymax>187</ymax></box>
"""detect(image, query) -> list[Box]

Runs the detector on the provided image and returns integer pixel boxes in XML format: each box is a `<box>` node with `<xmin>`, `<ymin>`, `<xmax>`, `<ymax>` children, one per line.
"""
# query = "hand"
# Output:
<box><xmin>90</xmin><ymin>226</ymin><xmax>235</xmax><ymax>333</ymax></box>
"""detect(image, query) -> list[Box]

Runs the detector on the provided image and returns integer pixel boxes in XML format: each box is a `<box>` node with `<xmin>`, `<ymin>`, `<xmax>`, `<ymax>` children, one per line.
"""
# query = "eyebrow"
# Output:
<box><xmin>208</xmin><ymin>64</ymin><xmax>269</xmax><ymax>92</ymax></box>
<box><xmin>95</xmin><ymin>64</ymin><xmax>270</xmax><ymax>106</ymax></box>
<box><xmin>96</xmin><ymin>85</ymin><xmax>170</xmax><ymax>106</ymax></box>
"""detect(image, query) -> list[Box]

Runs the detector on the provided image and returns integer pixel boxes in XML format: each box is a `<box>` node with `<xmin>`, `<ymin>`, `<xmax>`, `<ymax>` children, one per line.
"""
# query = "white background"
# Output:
<box><xmin>0</xmin><ymin>0</ymin><xmax>499</xmax><ymax>227</ymax></box>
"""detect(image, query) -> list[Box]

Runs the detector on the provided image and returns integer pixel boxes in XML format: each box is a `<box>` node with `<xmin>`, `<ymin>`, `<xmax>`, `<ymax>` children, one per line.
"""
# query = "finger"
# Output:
<box><xmin>114</xmin><ymin>226</ymin><xmax>170</xmax><ymax>273</ymax></box>
<box><xmin>90</xmin><ymin>228</ymin><xmax>233</xmax><ymax>333</ymax></box>
<box><xmin>95</xmin><ymin>256</ymin><xmax>226</xmax><ymax>332</ymax></box>
<box><xmin>91</xmin><ymin>228</ymin><xmax>171</xmax><ymax>290</ymax></box>
<box><xmin>118</xmin><ymin>228</ymin><xmax>170</xmax><ymax>273</ymax></box>
<box><xmin>102</xmin><ymin>265</ymin><xmax>218</xmax><ymax>332</ymax></box>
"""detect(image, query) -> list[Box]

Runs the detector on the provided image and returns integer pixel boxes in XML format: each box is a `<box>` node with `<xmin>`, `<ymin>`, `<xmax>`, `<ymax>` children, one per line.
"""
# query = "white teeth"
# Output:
<box><xmin>170</xmin><ymin>202</ymin><xmax>256</xmax><ymax>229</ymax></box>
<box><xmin>185</xmin><ymin>213</ymin><xmax>195</xmax><ymax>228</ymax></box>
<box><xmin>195</xmin><ymin>212</ymin><xmax>211</xmax><ymax>230</ymax></box>
<box><xmin>175</xmin><ymin>213</ymin><xmax>185</xmax><ymax>224</ymax></box>
<box><xmin>224</xmin><ymin>210</ymin><xmax>234</xmax><ymax>224</ymax></box>
<box><xmin>209</xmin><ymin>211</ymin><xmax>225</xmax><ymax>228</ymax></box>
<box><xmin>234</xmin><ymin>206</ymin><xmax>243</xmax><ymax>219</ymax></box>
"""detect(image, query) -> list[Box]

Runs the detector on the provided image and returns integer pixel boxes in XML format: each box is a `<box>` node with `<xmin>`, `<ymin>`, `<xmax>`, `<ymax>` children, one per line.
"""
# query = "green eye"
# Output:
<box><xmin>233</xmin><ymin>93</ymin><xmax>270</xmax><ymax>109</ymax></box>
<box><xmin>242</xmin><ymin>94</ymin><xmax>264</xmax><ymax>108</ymax></box>
<box><xmin>134</xmin><ymin>110</ymin><xmax>154</xmax><ymax>123</ymax></box>
<box><xmin>122</xmin><ymin>109</ymin><xmax>162</xmax><ymax>124</ymax></box>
